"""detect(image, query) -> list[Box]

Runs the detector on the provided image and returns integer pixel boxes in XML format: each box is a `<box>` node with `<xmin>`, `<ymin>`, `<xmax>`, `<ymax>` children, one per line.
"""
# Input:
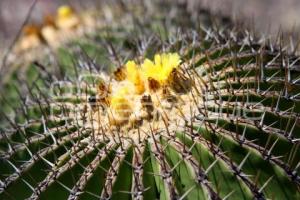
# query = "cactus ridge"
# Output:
<box><xmin>1</xmin><ymin>1</ymin><xmax>300</xmax><ymax>199</ymax></box>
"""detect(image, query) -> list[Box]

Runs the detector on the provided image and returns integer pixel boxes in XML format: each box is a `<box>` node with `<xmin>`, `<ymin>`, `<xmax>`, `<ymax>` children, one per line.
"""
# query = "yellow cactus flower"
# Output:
<box><xmin>142</xmin><ymin>53</ymin><xmax>181</xmax><ymax>85</ymax></box>
<box><xmin>56</xmin><ymin>5</ymin><xmax>80</xmax><ymax>30</ymax></box>
<box><xmin>125</xmin><ymin>61</ymin><xmax>145</xmax><ymax>94</ymax></box>
<box><xmin>101</xmin><ymin>52</ymin><xmax>183</xmax><ymax>127</ymax></box>
<box><xmin>58</xmin><ymin>5</ymin><xmax>73</xmax><ymax>19</ymax></box>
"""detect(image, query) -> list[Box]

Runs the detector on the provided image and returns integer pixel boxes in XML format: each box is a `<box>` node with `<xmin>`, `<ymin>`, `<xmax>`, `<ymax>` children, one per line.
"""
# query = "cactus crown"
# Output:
<box><xmin>0</xmin><ymin>1</ymin><xmax>300</xmax><ymax>200</ymax></box>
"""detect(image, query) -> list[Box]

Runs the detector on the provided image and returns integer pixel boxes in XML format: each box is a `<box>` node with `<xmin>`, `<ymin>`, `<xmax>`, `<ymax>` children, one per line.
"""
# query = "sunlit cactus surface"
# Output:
<box><xmin>1</xmin><ymin>1</ymin><xmax>300</xmax><ymax>200</ymax></box>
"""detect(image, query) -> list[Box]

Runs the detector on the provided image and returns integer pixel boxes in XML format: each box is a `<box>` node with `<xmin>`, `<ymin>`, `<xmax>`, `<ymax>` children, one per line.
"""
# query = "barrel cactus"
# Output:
<box><xmin>0</xmin><ymin>1</ymin><xmax>300</xmax><ymax>199</ymax></box>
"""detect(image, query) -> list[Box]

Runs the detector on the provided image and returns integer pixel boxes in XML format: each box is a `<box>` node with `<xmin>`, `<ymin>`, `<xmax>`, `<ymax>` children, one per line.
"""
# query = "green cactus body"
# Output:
<box><xmin>0</xmin><ymin>1</ymin><xmax>300</xmax><ymax>200</ymax></box>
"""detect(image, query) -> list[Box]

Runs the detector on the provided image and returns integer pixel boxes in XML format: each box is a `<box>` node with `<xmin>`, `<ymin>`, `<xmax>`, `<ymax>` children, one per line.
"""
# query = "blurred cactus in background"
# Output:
<box><xmin>0</xmin><ymin>1</ymin><xmax>300</xmax><ymax>199</ymax></box>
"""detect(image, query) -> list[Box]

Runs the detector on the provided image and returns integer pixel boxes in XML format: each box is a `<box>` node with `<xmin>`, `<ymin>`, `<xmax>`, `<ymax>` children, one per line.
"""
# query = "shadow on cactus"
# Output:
<box><xmin>1</xmin><ymin>1</ymin><xmax>300</xmax><ymax>200</ymax></box>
